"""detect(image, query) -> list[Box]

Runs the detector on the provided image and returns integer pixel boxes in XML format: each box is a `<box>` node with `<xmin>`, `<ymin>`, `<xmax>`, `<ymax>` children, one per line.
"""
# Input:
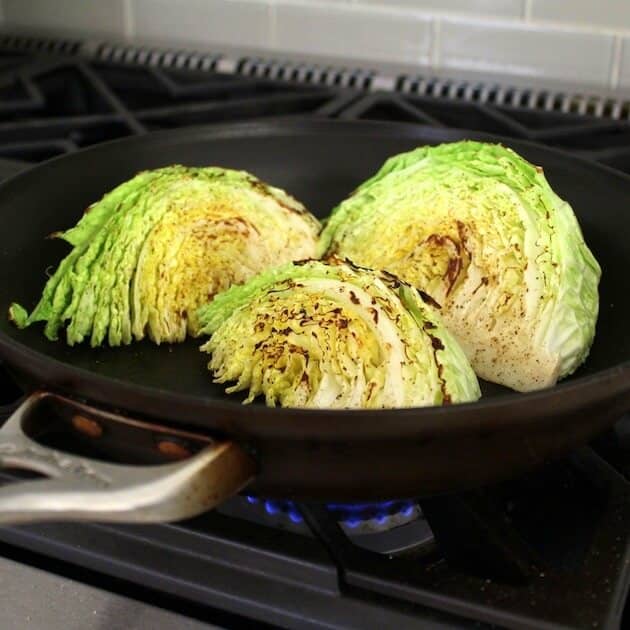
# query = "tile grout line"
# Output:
<box><xmin>123</xmin><ymin>0</ymin><xmax>134</xmax><ymax>40</ymax></box>
<box><xmin>609</xmin><ymin>34</ymin><xmax>623</xmax><ymax>89</ymax></box>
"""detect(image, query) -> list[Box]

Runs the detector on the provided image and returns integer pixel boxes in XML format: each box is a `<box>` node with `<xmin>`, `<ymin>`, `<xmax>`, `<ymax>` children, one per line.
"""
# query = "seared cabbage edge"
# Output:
<box><xmin>319</xmin><ymin>141</ymin><xmax>601</xmax><ymax>392</ymax></box>
<box><xmin>10</xmin><ymin>166</ymin><xmax>320</xmax><ymax>346</ymax></box>
<box><xmin>197</xmin><ymin>258</ymin><xmax>481</xmax><ymax>409</ymax></box>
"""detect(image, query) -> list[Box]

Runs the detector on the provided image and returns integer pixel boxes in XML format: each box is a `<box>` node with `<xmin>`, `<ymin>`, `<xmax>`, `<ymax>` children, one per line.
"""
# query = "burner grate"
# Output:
<box><xmin>94</xmin><ymin>42</ymin><xmax>222</xmax><ymax>73</ymax></box>
<box><xmin>216</xmin><ymin>494</ymin><xmax>433</xmax><ymax>557</ymax></box>
<box><xmin>396</xmin><ymin>73</ymin><xmax>630</xmax><ymax>121</ymax></box>
<box><xmin>0</xmin><ymin>33</ymin><xmax>81</xmax><ymax>56</ymax></box>
<box><xmin>1</xmin><ymin>40</ymin><xmax>630</xmax><ymax>173</ymax></box>
<box><xmin>244</xmin><ymin>496</ymin><xmax>418</xmax><ymax>527</ymax></box>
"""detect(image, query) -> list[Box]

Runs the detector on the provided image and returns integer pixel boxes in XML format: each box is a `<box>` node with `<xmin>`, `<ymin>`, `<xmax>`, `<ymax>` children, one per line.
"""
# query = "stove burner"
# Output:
<box><xmin>0</xmin><ymin>48</ymin><xmax>630</xmax><ymax>176</ymax></box>
<box><xmin>244</xmin><ymin>495</ymin><xmax>420</xmax><ymax>533</ymax></box>
<box><xmin>217</xmin><ymin>494</ymin><xmax>436</xmax><ymax>556</ymax></box>
<box><xmin>247</xmin><ymin>495</ymin><xmax>304</xmax><ymax>524</ymax></box>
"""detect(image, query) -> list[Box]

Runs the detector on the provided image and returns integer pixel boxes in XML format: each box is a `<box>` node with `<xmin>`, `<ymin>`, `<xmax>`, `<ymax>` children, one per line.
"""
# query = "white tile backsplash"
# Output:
<box><xmin>4</xmin><ymin>0</ymin><xmax>630</xmax><ymax>89</ymax></box>
<box><xmin>4</xmin><ymin>0</ymin><xmax>126</xmax><ymax>37</ymax></box>
<box><xmin>616</xmin><ymin>37</ymin><xmax>630</xmax><ymax>88</ymax></box>
<box><xmin>130</xmin><ymin>0</ymin><xmax>271</xmax><ymax>49</ymax></box>
<box><xmin>531</xmin><ymin>0</ymin><xmax>630</xmax><ymax>31</ymax></box>
<box><xmin>273</xmin><ymin>2</ymin><xmax>432</xmax><ymax>65</ymax></box>
<box><xmin>357</xmin><ymin>0</ymin><xmax>524</xmax><ymax>19</ymax></box>
<box><xmin>440</xmin><ymin>19</ymin><xmax>616</xmax><ymax>87</ymax></box>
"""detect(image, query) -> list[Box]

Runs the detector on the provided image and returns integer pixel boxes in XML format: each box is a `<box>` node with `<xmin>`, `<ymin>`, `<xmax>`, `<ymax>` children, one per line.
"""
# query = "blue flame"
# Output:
<box><xmin>264</xmin><ymin>500</ymin><xmax>281</xmax><ymax>515</ymax></box>
<box><xmin>326</xmin><ymin>500</ymin><xmax>399</xmax><ymax>513</ymax></box>
<box><xmin>345</xmin><ymin>515</ymin><xmax>362</xmax><ymax>528</ymax></box>
<box><xmin>245</xmin><ymin>494</ymin><xmax>416</xmax><ymax>528</ymax></box>
<box><xmin>401</xmin><ymin>502</ymin><xmax>415</xmax><ymax>517</ymax></box>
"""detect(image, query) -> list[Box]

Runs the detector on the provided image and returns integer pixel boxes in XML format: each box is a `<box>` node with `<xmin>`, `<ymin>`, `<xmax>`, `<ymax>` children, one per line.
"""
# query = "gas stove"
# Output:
<box><xmin>1</xmin><ymin>34</ymin><xmax>630</xmax><ymax>630</ymax></box>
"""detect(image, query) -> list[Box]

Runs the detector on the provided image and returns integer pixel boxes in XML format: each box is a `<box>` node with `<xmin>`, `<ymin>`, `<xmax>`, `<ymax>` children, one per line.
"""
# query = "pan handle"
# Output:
<box><xmin>0</xmin><ymin>394</ymin><xmax>256</xmax><ymax>525</ymax></box>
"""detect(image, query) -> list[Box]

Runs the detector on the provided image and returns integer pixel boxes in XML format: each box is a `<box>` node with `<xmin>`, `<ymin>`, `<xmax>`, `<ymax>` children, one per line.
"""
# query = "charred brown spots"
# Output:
<box><xmin>378</xmin><ymin>269</ymin><xmax>402</xmax><ymax>289</ymax></box>
<box><xmin>430</xmin><ymin>336</ymin><xmax>444</xmax><ymax>350</ymax></box>
<box><xmin>288</xmin><ymin>344</ymin><xmax>308</xmax><ymax>359</ymax></box>
<box><xmin>472</xmin><ymin>276</ymin><xmax>489</xmax><ymax>295</ymax></box>
<box><xmin>436</xmin><ymin>361</ymin><xmax>452</xmax><ymax>405</ymax></box>
<box><xmin>417</xmin><ymin>289</ymin><xmax>441</xmax><ymax>309</ymax></box>
<box><xmin>233</xmin><ymin>216</ymin><xmax>260</xmax><ymax>235</ymax></box>
<box><xmin>366</xmin><ymin>381</ymin><xmax>377</xmax><ymax>399</ymax></box>
<box><xmin>368</xmin><ymin>307</ymin><xmax>379</xmax><ymax>324</ymax></box>
<box><xmin>446</xmin><ymin>256</ymin><xmax>462</xmax><ymax>295</ymax></box>
<box><xmin>425</xmin><ymin>227</ymin><xmax>470</xmax><ymax>296</ymax></box>
<box><xmin>247</xmin><ymin>177</ymin><xmax>270</xmax><ymax>198</ymax></box>
<box><xmin>422</xmin><ymin>325</ymin><xmax>450</xmax><ymax>403</ymax></box>
<box><xmin>339</xmin><ymin>257</ymin><xmax>377</xmax><ymax>276</ymax></box>
<box><xmin>349</xmin><ymin>290</ymin><xmax>360</xmax><ymax>305</ymax></box>
<box><xmin>426</xmin><ymin>234</ymin><xmax>447</xmax><ymax>247</ymax></box>
<box><xmin>247</xmin><ymin>175</ymin><xmax>310</xmax><ymax>217</ymax></box>
<box><xmin>215</xmin><ymin>216</ymin><xmax>259</xmax><ymax>236</ymax></box>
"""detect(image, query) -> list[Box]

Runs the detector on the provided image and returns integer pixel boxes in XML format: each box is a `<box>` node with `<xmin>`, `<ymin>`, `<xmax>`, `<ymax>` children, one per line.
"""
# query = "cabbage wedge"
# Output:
<box><xmin>10</xmin><ymin>166</ymin><xmax>320</xmax><ymax>346</ymax></box>
<box><xmin>319</xmin><ymin>141</ymin><xmax>601</xmax><ymax>392</ymax></box>
<box><xmin>197</xmin><ymin>258</ymin><xmax>480</xmax><ymax>409</ymax></box>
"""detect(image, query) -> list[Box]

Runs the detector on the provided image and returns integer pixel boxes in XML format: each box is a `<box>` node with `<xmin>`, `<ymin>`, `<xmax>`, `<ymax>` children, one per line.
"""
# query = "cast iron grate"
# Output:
<box><xmin>2</xmin><ymin>45</ymin><xmax>630</xmax><ymax>172</ymax></box>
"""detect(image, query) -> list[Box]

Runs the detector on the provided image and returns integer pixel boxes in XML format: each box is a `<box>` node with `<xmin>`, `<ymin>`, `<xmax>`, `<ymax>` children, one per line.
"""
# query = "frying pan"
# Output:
<box><xmin>0</xmin><ymin>119</ymin><xmax>628</xmax><ymax>525</ymax></box>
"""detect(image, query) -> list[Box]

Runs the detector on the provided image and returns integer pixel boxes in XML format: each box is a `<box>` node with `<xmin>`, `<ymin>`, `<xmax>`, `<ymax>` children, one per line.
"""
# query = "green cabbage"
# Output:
<box><xmin>10</xmin><ymin>166</ymin><xmax>320</xmax><ymax>346</ymax></box>
<box><xmin>319</xmin><ymin>141</ymin><xmax>601</xmax><ymax>392</ymax></box>
<box><xmin>197</xmin><ymin>258</ymin><xmax>480</xmax><ymax>409</ymax></box>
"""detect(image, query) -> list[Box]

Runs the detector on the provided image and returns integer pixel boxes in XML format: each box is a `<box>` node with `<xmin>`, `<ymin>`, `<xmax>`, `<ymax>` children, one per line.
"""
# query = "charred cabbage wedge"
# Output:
<box><xmin>9</xmin><ymin>166</ymin><xmax>320</xmax><ymax>346</ymax></box>
<box><xmin>197</xmin><ymin>258</ymin><xmax>480</xmax><ymax>409</ymax></box>
<box><xmin>319</xmin><ymin>141</ymin><xmax>601</xmax><ymax>392</ymax></box>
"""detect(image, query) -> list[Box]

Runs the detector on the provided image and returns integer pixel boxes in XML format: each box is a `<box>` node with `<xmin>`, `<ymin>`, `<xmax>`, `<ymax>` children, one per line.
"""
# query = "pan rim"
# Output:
<box><xmin>0</xmin><ymin>117</ymin><xmax>627</xmax><ymax>433</ymax></box>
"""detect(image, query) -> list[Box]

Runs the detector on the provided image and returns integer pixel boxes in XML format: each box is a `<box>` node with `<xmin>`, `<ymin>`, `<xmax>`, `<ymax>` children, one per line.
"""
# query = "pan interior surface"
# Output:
<box><xmin>0</xmin><ymin>120</ymin><xmax>628</xmax><ymax>416</ymax></box>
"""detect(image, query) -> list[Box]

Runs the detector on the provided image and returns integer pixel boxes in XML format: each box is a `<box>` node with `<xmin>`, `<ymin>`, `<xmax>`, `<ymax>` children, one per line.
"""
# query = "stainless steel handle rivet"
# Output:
<box><xmin>156</xmin><ymin>438</ymin><xmax>192</xmax><ymax>460</ymax></box>
<box><xmin>71</xmin><ymin>414</ymin><xmax>104</xmax><ymax>438</ymax></box>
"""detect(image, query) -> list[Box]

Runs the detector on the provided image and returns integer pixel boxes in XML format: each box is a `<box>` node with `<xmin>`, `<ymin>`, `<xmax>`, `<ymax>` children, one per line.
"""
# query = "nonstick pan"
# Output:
<box><xmin>0</xmin><ymin>119</ymin><xmax>629</xmax><ymax>524</ymax></box>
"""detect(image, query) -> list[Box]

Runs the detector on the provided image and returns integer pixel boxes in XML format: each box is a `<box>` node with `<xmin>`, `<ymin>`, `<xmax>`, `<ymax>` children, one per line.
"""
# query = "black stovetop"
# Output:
<box><xmin>1</xmin><ymin>46</ymin><xmax>630</xmax><ymax>630</ymax></box>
